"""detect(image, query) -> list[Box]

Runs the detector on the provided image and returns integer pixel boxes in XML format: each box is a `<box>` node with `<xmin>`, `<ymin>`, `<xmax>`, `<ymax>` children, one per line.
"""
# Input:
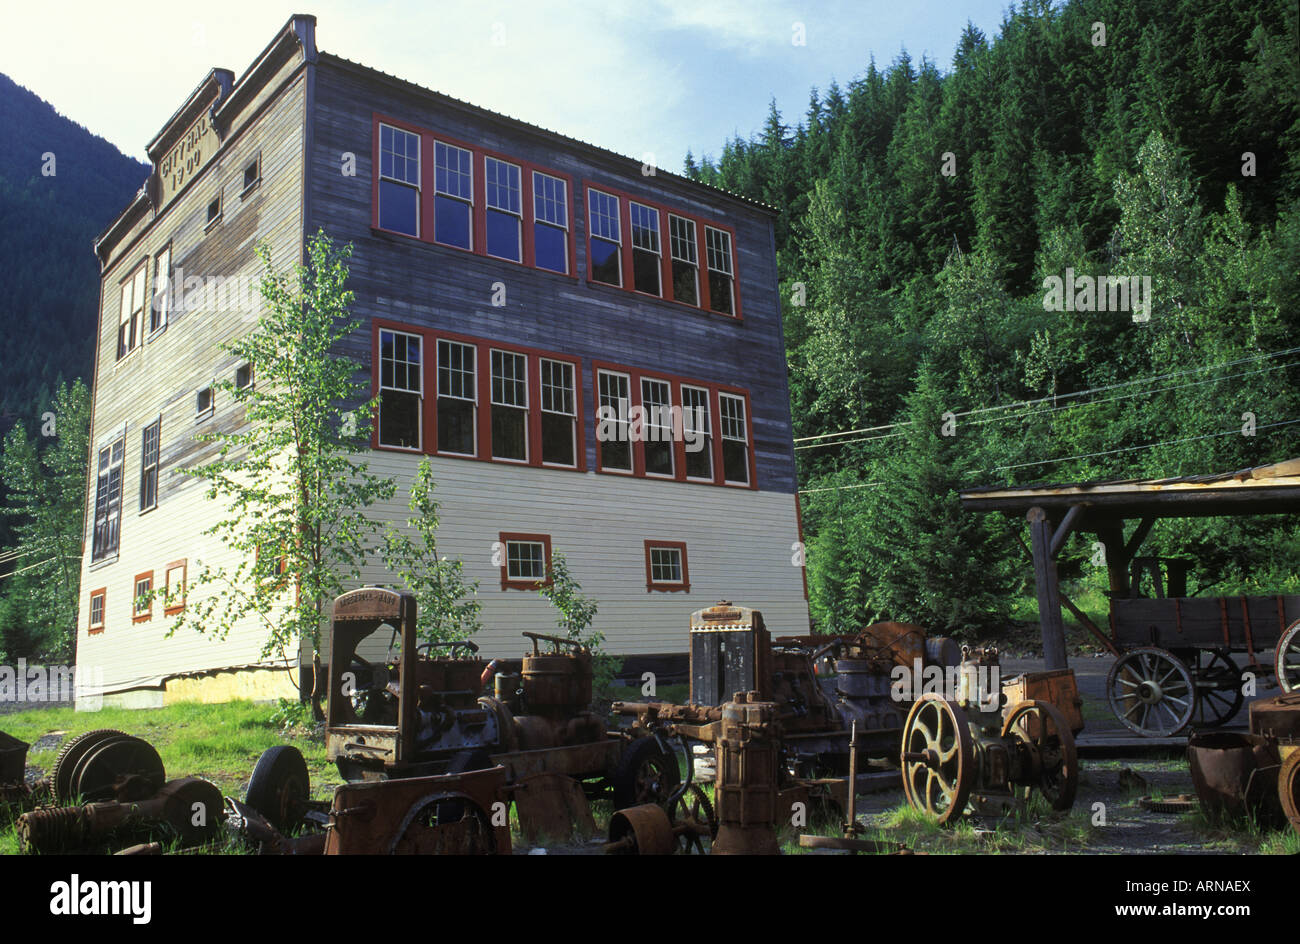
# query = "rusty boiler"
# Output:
<box><xmin>712</xmin><ymin>692</ymin><xmax>783</xmax><ymax>855</ymax></box>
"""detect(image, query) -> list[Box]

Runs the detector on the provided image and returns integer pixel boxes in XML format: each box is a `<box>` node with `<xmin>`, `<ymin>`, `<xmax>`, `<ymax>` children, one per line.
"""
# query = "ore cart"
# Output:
<box><xmin>962</xmin><ymin>458</ymin><xmax>1300</xmax><ymax>738</ymax></box>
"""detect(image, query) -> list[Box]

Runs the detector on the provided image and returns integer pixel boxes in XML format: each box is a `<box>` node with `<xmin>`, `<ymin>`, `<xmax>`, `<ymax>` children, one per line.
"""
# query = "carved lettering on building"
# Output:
<box><xmin>159</xmin><ymin>111</ymin><xmax>219</xmax><ymax>206</ymax></box>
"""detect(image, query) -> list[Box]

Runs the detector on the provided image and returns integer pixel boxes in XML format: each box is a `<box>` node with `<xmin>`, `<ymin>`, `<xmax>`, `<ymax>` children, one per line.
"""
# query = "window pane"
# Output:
<box><xmin>651</xmin><ymin>548</ymin><xmax>682</xmax><ymax>583</ymax></box>
<box><xmin>437</xmin><ymin>398</ymin><xmax>476</xmax><ymax>455</ymax></box>
<box><xmin>534</xmin><ymin>223</ymin><xmax>567</xmax><ymax>273</ymax></box>
<box><xmin>379</xmin><ymin>180</ymin><xmax>418</xmax><ymax>236</ymax></box>
<box><xmin>435</xmin><ymin>142</ymin><xmax>472</xmax><ymax>198</ymax></box>
<box><xmin>541</xmin><ymin>412</ymin><xmax>575</xmax><ymax>466</ymax></box>
<box><xmin>486</xmin><ymin>209</ymin><xmax>522</xmax><ymax>261</ymax></box>
<box><xmin>380</xmin><ymin>390</ymin><xmax>421</xmax><ymax>448</ymax></box>
<box><xmin>435</xmin><ymin>194</ymin><xmax>471</xmax><ymax>249</ymax></box>
<box><xmin>589</xmin><ymin>238</ymin><xmax>620</xmax><ymax>286</ymax></box>
<box><xmin>633</xmin><ymin>249</ymin><xmax>661</xmax><ymax>295</ymax></box>
<box><xmin>588</xmin><ymin>190</ymin><xmax>619</xmax><ymax>241</ymax></box>
<box><xmin>708</xmin><ymin>271</ymin><xmax>733</xmax><ymax>315</ymax></box>
<box><xmin>682</xmin><ymin>387</ymin><xmax>711</xmax><ymax>479</ymax></box>
<box><xmin>641</xmin><ymin>379</ymin><xmax>673</xmax><ymax>477</ymax></box>
<box><xmin>507</xmin><ymin>542</ymin><xmax>545</xmax><ymax>581</ymax></box>
<box><xmin>533</xmin><ymin>173</ymin><xmax>567</xmax><ymax>227</ymax></box>
<box><xmin>597</xmin><ymin>372</ymin><xmax>631</xmax><ymax>472</ymax></box>
<box><xmin>491</xmin><ymin>407</ymin><xmax>527</xmax><ymax>461</ymax></box>
<box><xmin>485</xmin><ymin>157</ymin><xmax>521</xmax><ymax>214</ymax></box>
<box><xmin>672</xmin><ymin>261</ymin><xmax>698</xmax><ymax>305</ymax></box>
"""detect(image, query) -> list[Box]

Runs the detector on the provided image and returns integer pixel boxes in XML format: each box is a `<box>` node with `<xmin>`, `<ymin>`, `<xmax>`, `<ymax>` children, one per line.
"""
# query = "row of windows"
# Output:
<box><xmin>500</xmin><ymin>533</ymin><xmax>689</xmax><ymax>593</ymax></box>
<box><xmin>375</xmin><ymin>119</ymin><xmax>740</xmax><ymax>318</ymax></box>
<box><xmin>87</xmin><ymin>560</ymin><xmax>186</xmax><ymax>634</ymax></box>
<box><xmin>375</xmin><ymin>326</ymin><xmax>755</xmax><ymax>487</ymax></box>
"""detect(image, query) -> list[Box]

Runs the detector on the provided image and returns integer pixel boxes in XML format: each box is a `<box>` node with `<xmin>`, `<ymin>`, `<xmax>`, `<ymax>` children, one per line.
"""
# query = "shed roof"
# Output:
<box><xmin>960</xmin><ymin>458</ymin><xmax>1300</xmax><ymax>519</ymax></box>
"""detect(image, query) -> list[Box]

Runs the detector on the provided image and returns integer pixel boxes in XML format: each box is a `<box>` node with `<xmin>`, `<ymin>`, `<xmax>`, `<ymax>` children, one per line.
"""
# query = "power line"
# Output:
<box><xmin>792</xmin><ymin>346</ymin><xmax>1300</xmax><ymax>445</ymax></box>
<box><xmin>796</xmin><ymin>418</ymin><xmax>1300</xmax><ymax>494</ymax></box>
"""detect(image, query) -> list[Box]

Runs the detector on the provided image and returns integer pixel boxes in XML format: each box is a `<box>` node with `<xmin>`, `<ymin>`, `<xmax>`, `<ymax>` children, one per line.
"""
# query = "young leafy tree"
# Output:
<box><xmin>171</xmin><ymin>231</ymin><xmax>394</xmax><ymax>709</ymax></box>
<box><xmin>538</xmin><ymin>552</ymin><xmax>621</xmax><ymax>695</ymax></box>
<box><xmin>381</xmin><ymin>457</ymin><xmax>481</xmax><ymax>645</ymax></box>
<box><xmin>0</xmin><ymin>380</ymin><xmax>90</xmax><ymax>660</ymax></box>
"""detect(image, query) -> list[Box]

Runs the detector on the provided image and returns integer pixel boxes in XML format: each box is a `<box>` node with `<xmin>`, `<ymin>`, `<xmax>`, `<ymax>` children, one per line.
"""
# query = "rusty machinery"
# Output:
<box><xmin>900</xmin><ymin>647</ymin><xmax>1080</xmax><ymax>824</ymax></box>
<box><xmin>240</xmin><ymin>587</ymin><xmax>674</xmax><ymax>850</ymax></box>
<box><xmin>680</xmin><ymin>602</ymin><xmax>960</xmax><ymax>775</ymax></box>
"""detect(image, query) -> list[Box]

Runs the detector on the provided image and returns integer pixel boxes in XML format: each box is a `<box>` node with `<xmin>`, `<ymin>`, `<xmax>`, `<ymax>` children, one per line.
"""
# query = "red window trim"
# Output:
<box><xmin>644</xmin><ymin>540</ymin><xmax>690</xmax><ymax>593</ymax></box>
<box><xmin>499</xmin><ymin>532</ymin><xmax>552</xmax><ymax>590</ymax></box>
<box><xmin>164</xmin><ymin>558</ymin><xmax>187</xmax><ymax>615</ymax></box>
<box><xmin>371</xmin><ymin>113</ymin><xmax>578</xmax><ymax>280</ymax></box>
<box><xmin>592</xmin><ymin>358</ymin><xmax>757</xmax><ymax>490</ymax></box>
<box><xmin>88</xmin><ymin>588</ymin><xmax>107</xmax><ymax>635</ymax></box>
<box><xmin>581</xmin><ymin>179</ymin><xmax>743</xmax><ymax>321</ymax></box>
<box><xmin>371</xmin><ymin>319</ymin><xmax>586</xmax><ymax>473</ymax></box>
<box><xmin>132</xmin><ymin>570</ymin><xmax>153</xmax><ymax>623</ymax></box>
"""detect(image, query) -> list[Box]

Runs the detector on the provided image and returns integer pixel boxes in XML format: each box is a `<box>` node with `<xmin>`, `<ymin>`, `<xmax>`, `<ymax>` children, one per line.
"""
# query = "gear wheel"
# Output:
<box><xmin>1138</xmin><ymin>794</ymin><xmax>1197</xmax><ymax>814</ymax></box>
<box><xmin>53</xmin><ymin>729</ymin><xmax>127</xmax><ymax>802</ymax></box>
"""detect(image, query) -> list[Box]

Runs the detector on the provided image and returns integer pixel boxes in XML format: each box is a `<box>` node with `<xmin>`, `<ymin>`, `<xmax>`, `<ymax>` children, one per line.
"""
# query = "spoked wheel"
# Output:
<box><xmin>1107</xmin><ymin>647</ymin><xmax>1196</xmax><ymax>737</ymax></box>
<box><xmin>1277</xmin><ymin>620</ymin><xmax>1300</xmax><ymax>694</ymax></box>
<box><xmin>1002</xmin><ymin>699</ymin><xmax>1078</xmax><ymax>811</ymax></box>
<box><xmin>1279</xmin><ymin>751</ymin><xmax>1300</xmax><ymax>837</ymax></box>
<box><xmin>668</xmin><ymin>784</ymin><xmax>717</xmax><ymax>854</ymax></box>
<box><xmin>611</xmin><ymin>737</ymin><xmax>681</xmax><ymax>810</ymax></box>
<box><xmin>1188</xmin><ymin>649</ymin><xmax>1245</xmax><ymax>727</ymax></box>
<box><xmin>900</xmin><ymin>695</ymin><xmax>975</xmax><ymax>826</ymax></box>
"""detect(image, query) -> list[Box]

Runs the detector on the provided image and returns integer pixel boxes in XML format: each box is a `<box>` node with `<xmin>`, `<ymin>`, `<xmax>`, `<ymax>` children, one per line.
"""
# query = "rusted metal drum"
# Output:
<box><xmin>521</xmin><ymin>653</ymin><xmax>592</xmax><ymax>715</ymax></box>
<box><xmin>607</xmin><ymin>802</ymin><xmax>675</xmax><ymax>855</ymax></box>
<box><xmin>1186</xmin><ymin>732</ymin><xmax>1282</xmax><ymax>824</ymax></box>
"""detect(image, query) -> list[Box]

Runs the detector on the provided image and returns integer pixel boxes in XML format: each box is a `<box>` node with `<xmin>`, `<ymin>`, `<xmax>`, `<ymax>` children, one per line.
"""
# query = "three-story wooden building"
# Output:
<box><xmin>77</xmin><ymin>15</ymin><xmax>808</xmax><ymax>706</ymax></box>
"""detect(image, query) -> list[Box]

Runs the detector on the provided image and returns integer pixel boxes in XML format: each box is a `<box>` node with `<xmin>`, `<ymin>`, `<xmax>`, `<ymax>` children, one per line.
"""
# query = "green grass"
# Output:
<box><xmin>1</xmin><ymin>698</ymin><xmax>335</xmax><ymax>854</ymax></box>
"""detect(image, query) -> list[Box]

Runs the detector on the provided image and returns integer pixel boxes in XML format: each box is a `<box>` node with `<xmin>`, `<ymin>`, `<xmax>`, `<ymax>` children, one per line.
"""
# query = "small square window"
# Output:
<box><xmin>243</xmin><ymin>157</ymin><xmax>260</xmax><ymax>193</ymax></box>
<box><xmin>196</xmin><ymin>386</ymin><xmax>214</xmax><ymax>418</ymax></box>
<box><xmin>645</xmin><ymin>541</ymin><xmax>690</xmax><ymax>592</ymax></box>
<box><xmin>206</xmin><ymin>196</ymin><xmax>222</xmax><ymax>227</ymax></box>
<box><xmin>499</xmin><ymin>532</ymin><xmax>551</xmax><ymax>590</ymax></box>
<box><xmin>235</xmin><ymin>363</ymin><xmax>254</xmax><ymax>390</ymax></box>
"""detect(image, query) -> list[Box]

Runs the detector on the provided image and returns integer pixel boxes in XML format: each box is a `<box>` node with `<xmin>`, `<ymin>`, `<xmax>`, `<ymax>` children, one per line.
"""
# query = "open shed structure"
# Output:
<box><xmin>961</xmin><ymin>459</ymin><xmax>1300</xmax><ymax>736</ymax></box>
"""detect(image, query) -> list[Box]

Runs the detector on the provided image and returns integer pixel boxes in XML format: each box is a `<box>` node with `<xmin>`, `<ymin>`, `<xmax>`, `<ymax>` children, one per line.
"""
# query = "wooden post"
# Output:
<box><xmin>1028</xmin><ymin>506</ymin><xmax>1067</xmax><ymax>670</ymax></box>
<box><xmin>1096</xmin><ymin>522</ymin><xmax>1129</xmax><ymax>599</ymax></box>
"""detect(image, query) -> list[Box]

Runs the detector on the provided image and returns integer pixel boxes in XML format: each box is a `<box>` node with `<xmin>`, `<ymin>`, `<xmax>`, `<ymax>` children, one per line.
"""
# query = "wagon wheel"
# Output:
<box><xmin>1001</xmin><ymin>699</ymin><xmax>1078</xmax><ymax>811</ymax></box>
<box><xmin>1279</xmin><ymin>751</ymin><xmax>1300</xmax><ymax>837</ymax></box>
<box><xmin>1189</xmin><ymin>650</ymin><xmax>1245</xmax><ymax>727</ymax></box>
<box><xmin>1277</xmin><ymin>619</ymin><xmax>1300</xmax><ymax>694</ymax></box>
<box><xmin>1106</xmin><ymin>647</ymin><xmax>1195</xmax><ymax>737</ymax></box>
<box><xmin>667</xmin><ymin>783</ymin><xmax>717</xmax><ymax>854</ymax></box>
<box><xmin>900</xmin><ymin>694</ymin><xmax>974</xmax><ymax>826</ymax></box>
<box><xmin>611</xmin><ymin>737</ymin><xmax>681</xmax><ymax>810</ymax></box>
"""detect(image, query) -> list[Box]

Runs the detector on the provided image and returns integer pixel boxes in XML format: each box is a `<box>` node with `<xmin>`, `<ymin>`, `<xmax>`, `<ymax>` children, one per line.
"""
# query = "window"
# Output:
<box><xmin>235</xmin><ymin>363</ymin><xmax>254</xmax><ymax>390</ymax></box>
<box><xmin>669</xmin><ymin>215</ymin><xmax>698</xmax><ymax>306</ymax></box>
<box><xmin>379</xmin><ymin>330</ymin><xmax>422</xmax><ymax>449</ymax></box>
<box><xmin>499</xmin><ymin>533</ymin><xmax>551</xmax><ymax>590</ymax></box>
<box><xmin>150</xmin><ymin>246</ymin><xmax>170</xmax><ymax>335</ymax></box>
<box><xmin>485</xmin><ymin>157</ymin><xmax>522</xmax><ymax>262</ymax></box>
<box><xmin>640</xmin><ymin>378</ymin><xmax>674</xmax><ymax>477</ymax></box>
<box><xmin>588</xmin><ymin>189</ymin><xmax>621</xmax><ymax>286</ymax></box>
<box><xmin>645</xmin><ymin>541</ymin><xmax>690</xmax><ymax>592</ymax></box>
<box><xmin>719</xmin><ymin>393</ymin><xmax>749</xmax><ymax>484</ymax></box>
<box><xmin>706</xmin><ymin>226</ymin><xmax>735</xmax><ymax>315</ymax></box>
<box><xmin>379</xmin><ymin>123</ymin><xmax>420</xmax><ymax>236</ymax></box>
<box><xmin>490</xmin><ymin>349</ymin><xmax>528</xmax><ymax>461</ymax></box>
<box><xmin>164</xmin><ymin>559</ymin><xmax>187</xmax><ymax>615</ymax></box>
<box><xmin>597</xmin><ymin>370</ymin><xmax>632</xmax><ymax>472</ymax></box>
<box><xmin>118</xmin><ymin>262</ymin><xmax>146</xmax><ymax>360</ymax></box>
<box><xmin>681</xmin><ymin>385</ymin><xmax>712</xmax><ymax>480</ymax></box>
<box><xmin>533</xmin><ymin>172</ymin><xmax>568</xmax><ymax>273</ymax></box>
<box><xmin>434</xmin><ymin>141</ymin><xmax>473</xmax><ymax>249</ymax></box>
<box><xmin>196</xmin><ymin>386</ymin><xmax>214</xmax><ymax>418</ymax></box>
<box><xmin>540</xmin><ymin>359</ymin><xmax>576</xmax><ymax>467</ymax></box>
<box><xmin>437</xmin><ymin>339</ymin><xmax>477</xmax><ymax>456</ymax></box>
<box><xmin>91</xmin><ymin>434</ymin><xmax>124</xmax><ymax>562</ymax></box>
<box><xmin>133</xmin><ymin>572</ymin><xmax>153</xmax><ymax>622</ymax></box>
<box><xmin>629</xmin><ymin>202</ymin><xmax>662</xmax><ymax>296</ymax></box>
<box><xmin>89</xmin><ymin>589</ymin><xmax>106</xmax><ymax>634</ymax></box>
<box><xmin>242</xmin><ymin>156</ymin><xmax>261</xmax><ymax>193</ymax></box>
<box><xmin>140</xmin><ymin>419</ymin><xmax>160</xmax><ymax>512</ymax></box>
<box><xmin>206</xmin><ymin>195</ymin><xmax>222</xmax><ymax>227</ymax></box>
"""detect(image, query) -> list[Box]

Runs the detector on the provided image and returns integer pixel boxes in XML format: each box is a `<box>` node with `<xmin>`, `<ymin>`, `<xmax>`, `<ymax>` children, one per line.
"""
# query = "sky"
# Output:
<box><xmin>0</xmin><ymin>0</ymin><xmax>1015</xmax><ymax>171</ymax></box>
